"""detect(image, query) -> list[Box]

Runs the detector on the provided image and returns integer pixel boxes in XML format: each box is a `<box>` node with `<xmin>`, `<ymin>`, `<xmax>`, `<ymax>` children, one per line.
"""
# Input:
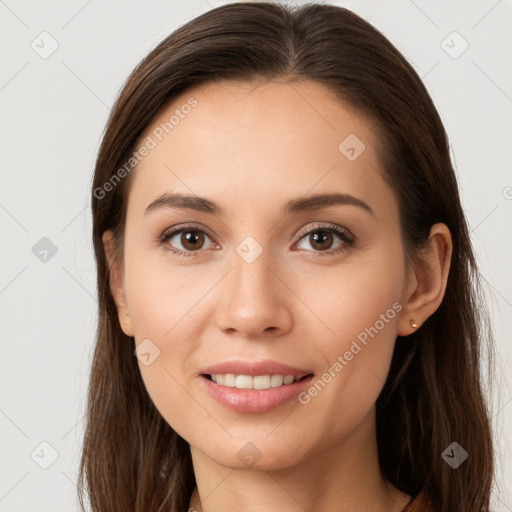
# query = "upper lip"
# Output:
<box><xmin>201</xmin><ymin>360</ymin><xmax>313</xmax><ymax>378</ymax></box>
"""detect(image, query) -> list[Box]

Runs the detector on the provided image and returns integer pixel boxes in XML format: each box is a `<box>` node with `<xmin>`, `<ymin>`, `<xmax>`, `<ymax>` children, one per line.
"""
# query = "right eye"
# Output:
<box><xmin>159</xmin><ymin>224</ymin><xmax>218</xmax><ymax>257</ymax></box>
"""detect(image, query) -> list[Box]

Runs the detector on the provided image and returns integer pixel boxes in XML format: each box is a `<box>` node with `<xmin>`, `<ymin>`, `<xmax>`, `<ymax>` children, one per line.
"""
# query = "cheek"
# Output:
<box><xmin>124</xmin><ymin>244</ymin><xmax>201</xmax><ymax>341</ymax></box>
<box><xmin>126</xmin><ymin>273</ymin><xmax>204</xmax><ymax>442</ymax></box>
<box><xmin>292</xmin><ymin>248</ymin><xmax>404</xmax><ymax>350</ymax></box>
<box><xmin>291</xmin><ymin>253</ymin><xmax>404</xmax><ymax>422</ymax></box>
<box><xmin>122</xmin><ymin>243</ymin><xmax>237</xmax><ymax>438</ymax></box>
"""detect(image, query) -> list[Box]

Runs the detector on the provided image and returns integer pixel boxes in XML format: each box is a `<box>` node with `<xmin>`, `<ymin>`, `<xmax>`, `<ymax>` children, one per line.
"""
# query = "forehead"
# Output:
<box><xmin>128</xmin><ymin>79</ymin><xmax>394</xmax><ymax>221</ymax></box>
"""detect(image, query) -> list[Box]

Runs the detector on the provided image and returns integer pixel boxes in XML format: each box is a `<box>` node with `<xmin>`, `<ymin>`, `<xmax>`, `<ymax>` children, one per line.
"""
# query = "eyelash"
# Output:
<box><xmin>157</xmin><ymin>223</ymin><xmax>355</xmax><ymax>259</ymax></box>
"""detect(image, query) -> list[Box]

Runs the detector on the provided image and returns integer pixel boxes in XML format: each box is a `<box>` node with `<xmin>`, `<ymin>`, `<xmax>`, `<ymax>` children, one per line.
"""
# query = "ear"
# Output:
<box><xmin>397</xmin><ymin>223</ymin><xmax>453</xmax><ymax>336</ymax></box>
<box><xmin>102</xmin><ymin>230</ymin><xmax>134</xmax><ymax>337</ymax></box>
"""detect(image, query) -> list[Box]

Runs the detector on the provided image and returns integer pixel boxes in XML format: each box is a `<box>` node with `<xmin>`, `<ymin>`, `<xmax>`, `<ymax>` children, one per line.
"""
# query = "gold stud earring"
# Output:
<box><xmin>410</xmin><ymin>319</ymin><xmax>418</xmax><ymax>329</ymax></box>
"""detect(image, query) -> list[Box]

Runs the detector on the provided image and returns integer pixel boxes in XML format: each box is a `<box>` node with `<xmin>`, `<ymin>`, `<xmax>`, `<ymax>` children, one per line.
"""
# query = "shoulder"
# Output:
<box><xmin>404</xmin><ymin>490</ymin><xmax>436</xmax><ymax>512</ymax></box>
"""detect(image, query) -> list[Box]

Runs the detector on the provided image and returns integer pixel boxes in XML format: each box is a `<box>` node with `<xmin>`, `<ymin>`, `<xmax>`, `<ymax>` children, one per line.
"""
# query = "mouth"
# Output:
<box><xmin>198</xmin><ymin>360</ymin><xmax>315</xmax><ymax>412</ymax></box>
<box><xmin>203</xmin><ymin>372</ymin><xmax>313</xmax><ymax>390</ymax></box>
<box><xmin>200</xmin><ymin>372</ymin><xmax>315</xmax><ymax>413</ymax></box>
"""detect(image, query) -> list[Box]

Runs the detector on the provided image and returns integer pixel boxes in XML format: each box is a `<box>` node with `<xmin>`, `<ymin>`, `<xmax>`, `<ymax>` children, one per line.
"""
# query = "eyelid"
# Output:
<box><xmin>159</xmin><ymin>222</ymin><xmax>215</xmax><ymax>242</ymax></box>
<box><xmin>295</xmin><ymin>222</ymin><xmax>353</xmax><ymax>240</ymax></box>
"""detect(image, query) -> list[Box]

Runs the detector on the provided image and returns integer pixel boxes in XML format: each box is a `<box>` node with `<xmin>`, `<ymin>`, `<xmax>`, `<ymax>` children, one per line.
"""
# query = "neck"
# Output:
<box><xmin>187</xmin><ymin>409</ymin><xmax>410</xmax><ymax>512</ymax></box>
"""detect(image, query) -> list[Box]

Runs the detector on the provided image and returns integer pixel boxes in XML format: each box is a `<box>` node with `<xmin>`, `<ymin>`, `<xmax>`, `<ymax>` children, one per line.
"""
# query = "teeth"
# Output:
<box><xmin>210</xmin><ymin>374</ymin><xmax>301</xmax><ymax>390</ymax></box>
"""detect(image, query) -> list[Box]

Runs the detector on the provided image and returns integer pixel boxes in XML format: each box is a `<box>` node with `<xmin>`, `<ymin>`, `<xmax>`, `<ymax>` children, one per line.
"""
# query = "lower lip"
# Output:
<box><xmin>199</xmin><ymin>374</ymin><xmax>314</xmax><ymax>413</ymax></box>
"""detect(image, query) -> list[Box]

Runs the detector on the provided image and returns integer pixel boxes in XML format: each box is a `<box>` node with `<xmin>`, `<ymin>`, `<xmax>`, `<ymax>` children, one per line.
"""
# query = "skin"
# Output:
<box><xmin>103</xmin><ymin>79</ymin><xmax>452</xmax><ymax>512</ymax></box>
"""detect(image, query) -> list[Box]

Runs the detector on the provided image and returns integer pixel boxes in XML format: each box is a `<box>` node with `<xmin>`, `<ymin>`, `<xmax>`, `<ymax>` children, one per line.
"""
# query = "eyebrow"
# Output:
<box><xmin>144</xmin><ymin>192</ymin><xmax>375</xmax><ymax>217</ymax></box>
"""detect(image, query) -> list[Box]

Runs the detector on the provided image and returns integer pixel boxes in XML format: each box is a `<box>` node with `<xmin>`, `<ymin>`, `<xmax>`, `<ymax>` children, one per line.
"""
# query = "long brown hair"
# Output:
<box><xmin>79</xmin><ymin>3</ymin><xmax>494</xmax><ymax>511</ymax></box>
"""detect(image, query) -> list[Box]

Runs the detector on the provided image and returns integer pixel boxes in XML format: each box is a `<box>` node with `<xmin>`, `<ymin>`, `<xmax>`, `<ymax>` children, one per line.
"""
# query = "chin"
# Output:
<box><xmin>200</xmin><ymin>439</ymin><xmax>308</xmax><ymax>472</ymax></box>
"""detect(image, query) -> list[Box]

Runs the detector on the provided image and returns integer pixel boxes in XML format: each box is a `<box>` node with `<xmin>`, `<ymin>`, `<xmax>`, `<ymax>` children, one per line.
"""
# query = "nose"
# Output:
<box><xmin>215</xmin><ymin>245</ymin><xmax>293</xmax><ymax>339</ymax></box>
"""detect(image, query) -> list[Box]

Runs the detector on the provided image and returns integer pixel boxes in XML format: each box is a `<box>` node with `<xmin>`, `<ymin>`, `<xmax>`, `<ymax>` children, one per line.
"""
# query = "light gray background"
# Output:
<box><xmin>1</xmin><ymin>0</ymin><xmax>511</xmax><ymax>510</ymax></box>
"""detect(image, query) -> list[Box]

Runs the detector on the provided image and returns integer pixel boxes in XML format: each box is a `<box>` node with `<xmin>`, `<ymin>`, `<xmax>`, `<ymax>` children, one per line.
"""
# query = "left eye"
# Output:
<box><xmin>295</xmin><ymin>226</ymin><xmax>352</xmax><ymax>253</ymax></box>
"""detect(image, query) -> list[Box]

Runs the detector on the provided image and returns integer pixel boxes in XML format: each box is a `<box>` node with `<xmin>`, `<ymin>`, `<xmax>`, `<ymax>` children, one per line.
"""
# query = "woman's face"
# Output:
<box><xmin>113</xmin><ymin>79</ymin><xmax>414</xmax><ymax>469</ymax></box>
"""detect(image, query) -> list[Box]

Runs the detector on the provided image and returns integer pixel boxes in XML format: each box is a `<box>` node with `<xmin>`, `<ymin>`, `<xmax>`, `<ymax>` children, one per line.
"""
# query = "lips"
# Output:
<box><xmin>198</xmin><ymin>359</ymin><xmax>315</xmax><ymax>413</ymax></box>
<box><xmin>200</xmin><ymin>359</ymin><xmax>313</xmax><ymax>378</ymax></box>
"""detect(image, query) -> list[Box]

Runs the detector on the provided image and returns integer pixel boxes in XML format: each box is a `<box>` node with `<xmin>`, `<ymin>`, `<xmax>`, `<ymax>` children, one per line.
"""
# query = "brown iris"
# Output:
<box><xmin>180</xmin><ymin>230</ymin><xmax>206</xmax><ymax>251</ymax></box>
<box><xmin>309</xmin><ymin>230</ymin><xmax>334</xmax><ymax>251</ymax></box>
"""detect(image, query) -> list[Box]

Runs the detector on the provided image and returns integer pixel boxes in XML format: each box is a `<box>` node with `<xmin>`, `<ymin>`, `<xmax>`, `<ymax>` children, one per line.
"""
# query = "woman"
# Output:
<box><xmin>79</xmin><ymin>3</ymin><xmax>494</xmax><ymax>511</ymax></box>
